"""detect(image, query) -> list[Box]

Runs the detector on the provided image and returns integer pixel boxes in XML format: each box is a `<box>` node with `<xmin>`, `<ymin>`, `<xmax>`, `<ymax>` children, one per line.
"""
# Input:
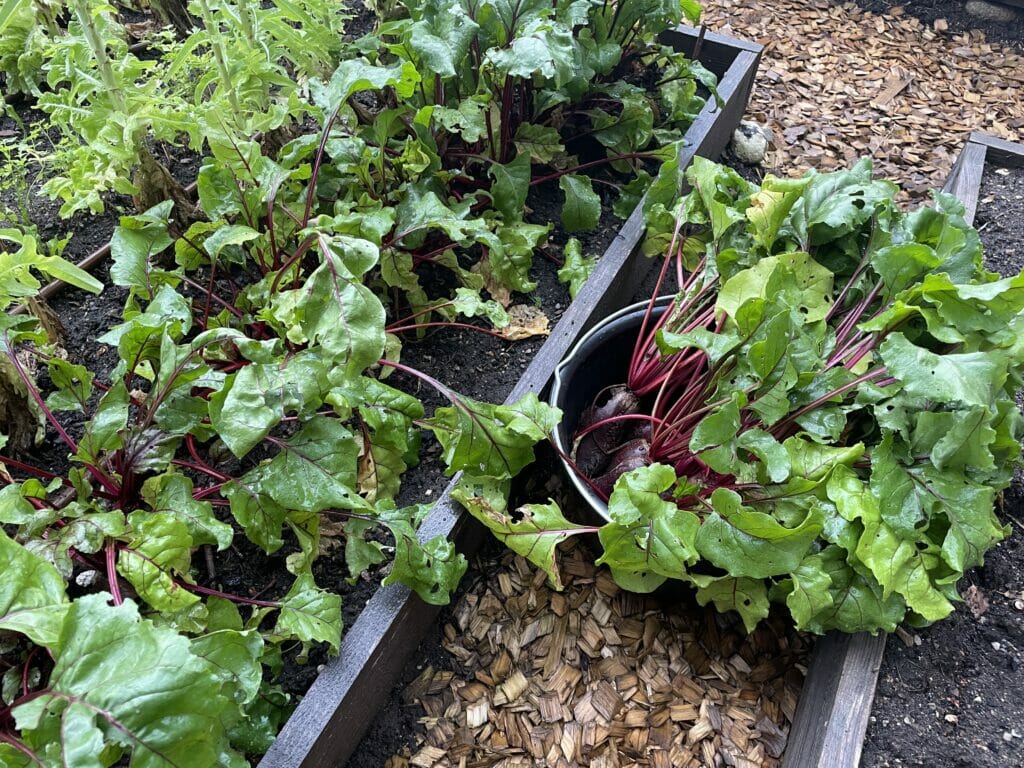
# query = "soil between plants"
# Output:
<box><xmin>861</xmin><ymin>163</ymin><xmax>1024</xmax><ymax>768</ymax></box>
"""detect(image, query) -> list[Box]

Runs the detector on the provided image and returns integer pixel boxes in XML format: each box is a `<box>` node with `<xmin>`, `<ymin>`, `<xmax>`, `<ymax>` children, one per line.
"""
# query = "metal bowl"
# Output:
<box><xmin>549</xmin><ymin>297</ymin><xmax>672</xmax><ymax>521</ymax></box>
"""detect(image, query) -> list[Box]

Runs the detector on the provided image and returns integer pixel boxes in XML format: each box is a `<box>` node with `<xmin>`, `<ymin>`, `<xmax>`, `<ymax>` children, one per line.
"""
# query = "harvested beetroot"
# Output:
<box><xmin>571</xmin><ymin>384</ymin><xmax>640</xmax><ymax>477</ymax></box>
<box><xmin>591</xmin><ymin>437</ymin><xmax>651</xmax><ymax>496</ymax></box>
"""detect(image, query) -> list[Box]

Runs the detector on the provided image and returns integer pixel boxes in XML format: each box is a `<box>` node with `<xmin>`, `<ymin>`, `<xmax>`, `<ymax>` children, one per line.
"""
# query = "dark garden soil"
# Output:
<box><xmin>849</xmin><ymin>0</ymin><xmax>1024</xmax><ymax>50</ymax></box>
<box><xmin>974</xmin><ymin>164</ymin><xmax>1024</xmax><ymax>277</ymax></box>
<box><xmin>344</xmin><ymin>0</ymin><xmax>377</xmax><ymax>40</ymax></box>
<box><xmin>861</xmin><ymin>163</ymin><xmax>1024</xmax><ymax>768</ymax></box>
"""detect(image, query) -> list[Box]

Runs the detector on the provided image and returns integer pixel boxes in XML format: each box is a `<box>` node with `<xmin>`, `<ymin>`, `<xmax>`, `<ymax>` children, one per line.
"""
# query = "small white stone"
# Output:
<box><xmin>75</xmin><ymin>569</ymin><xmax>100</xmax><ymax>588</ymax></box>
<box><xmin>945</xmin><ymin>714</ymin><xmax>959</xmax><ymax>724</ymax></box>
<box><xmin>974</xmin><ymin>695</ymin><xmax>983</xmax><ymax>703</ymax></box>
<box><xmin>731</xmin><ymin>120</ymin><xmax>770</xmax><ymax>165</ymax></box>
<box><xmin>903</xmin><ymin>715</ymin><xmax>914</xmax><ymax>725</ymax></box>
<box><xmin>992</xmin><ymin>641</ymin><xmax>1001</xmax><ymax>651</ymax></box>
<box><xmin>965</xmin><ymin>1</ymin><xmax>1021</xmax><ymax>24</ymax></box>
<box><xmin>1004</xmin><ymin>731</ymin><xmax>1014</xmax><ymax>742</ymax></box>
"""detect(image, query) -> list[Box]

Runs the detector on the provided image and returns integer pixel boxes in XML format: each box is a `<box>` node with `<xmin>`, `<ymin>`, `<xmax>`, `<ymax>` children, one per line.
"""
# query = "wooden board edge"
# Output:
<box><xmin>662</xmin><ymin>22</ymin><xmax>766</xmax><ymax>56</ymax></box>
<box><xmin>946</xmin><ymin>138</ymin><xmax>988</xmax><ymax>224</ymax></box>
<box><xmin>780</xmin><ymin>633</ymin><xmax>887</xmax><ymax>768</ymax></box>
<box><xmin>257</xmin><ymin>29</ymin><xmax>762</xmax><ymax>768</ymax></box>
<box><xmin>984</xmin><ymin>0</ymin><xmax>1024</xmax><ymax>9</ymax></box>
<box><xmin>968</xmin><ymin>131</ymin><xmax>1024</xmax><ymax>168</ymax></box>
<box><xmin>946</xmin><ymin>142</ymin><xmax>987</xmax><ymax>225</ymax></box>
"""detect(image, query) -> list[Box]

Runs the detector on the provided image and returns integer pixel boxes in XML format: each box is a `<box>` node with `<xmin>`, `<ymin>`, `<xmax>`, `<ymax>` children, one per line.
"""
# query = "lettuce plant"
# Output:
<box><xmin>168</xmin><ymin>0</ymin><xmax>348</xmax><ymax>137</ymax></box>
<box><xmin>0</xmin><ymin>0</ymin><xmax>59</xmax><ymax>98</ymax></box>
<box><xmin>38</xmin><ymin>0</ymin><xmax>196</xmax><ymax>216</ymax></box>
<box><xmin>456</xmin><ymin>157</ymin><xmax>1024</xmax><ymax>635</ymax></box>
<box><xmin>28</xmin><ymin>0</ymin><xmax>348</xmax><ymax>217</ymax></box>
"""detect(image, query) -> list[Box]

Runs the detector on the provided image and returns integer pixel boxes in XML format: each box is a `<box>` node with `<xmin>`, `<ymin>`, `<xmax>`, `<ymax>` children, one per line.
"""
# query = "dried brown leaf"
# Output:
<box><xmin>497</xmin><ymin>304</ymin><xmax>550</xmax><ymax>341</ymax></box>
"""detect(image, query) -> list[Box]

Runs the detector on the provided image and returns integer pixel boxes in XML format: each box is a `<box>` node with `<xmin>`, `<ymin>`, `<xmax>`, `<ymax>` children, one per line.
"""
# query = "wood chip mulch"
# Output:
<box><xmin>387</xmin><ymin>541</ymin><xmax>807</xmax><ymax>768</ymax></box>
<box><xmin>702</xmin><ymin>0</ymin><xmax>1024</xmax><ymax>198</ymax></box>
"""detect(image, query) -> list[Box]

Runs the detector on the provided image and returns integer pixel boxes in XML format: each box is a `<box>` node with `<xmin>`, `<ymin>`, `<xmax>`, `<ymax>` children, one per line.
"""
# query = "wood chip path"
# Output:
<box><xmin>387</xmin><ymin>541</ymin><xmax>807</xmax><ymax>768</ymax></box>
<box><xmin>703</xmin><ymin>0</ymin><xmax>1024</xmax><ymax>198</ymax></box>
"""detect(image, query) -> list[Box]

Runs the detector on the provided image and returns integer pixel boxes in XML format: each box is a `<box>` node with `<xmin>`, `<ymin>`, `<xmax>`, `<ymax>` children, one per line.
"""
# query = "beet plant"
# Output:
<box><xmin>0</xmin><ymin>92</ymin><xmax>560</xmax><ymax>763</ymax></box>
<box><xmin>284</xmin><ymin>0</ymin><xmax>716</xmax><ymax>307</ymax></box>
<box><xmin>456</xmin><ymin>157</ymin><xmax>1024</xmax><ymax>634</ymax></box>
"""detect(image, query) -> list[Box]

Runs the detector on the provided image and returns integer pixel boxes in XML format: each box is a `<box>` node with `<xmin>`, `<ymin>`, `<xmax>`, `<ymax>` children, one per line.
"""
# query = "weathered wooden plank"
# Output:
<box><xmin>968</xmin><ymin>131</ymin><xmax>1024</xmax><ymax>168</ymax></box>
<box><xmin>660</xmin><ymin>23</ymin><xmax>763</xmax><ymax>75</ymax></box>
<box><xmin>660</xmin><ymin>22</ymin><xmax>765</xmax><ymax>55</ymax></box>
<box><xmin>947</xmin><ymin>141</ymin><xmax>987</xmax><ymax>224</ymax></box>
<box><xmin>780</xmin><ymin>143</ymin><xmax>986</xmax><ymax>768</ymax></box>
<box><xmin>781</xmin><ymin>633</ymin><xmax>887</xmax><ymax>768</ymax></box>
<box><xmin>258</xmin><ymin>27</ymin><xmax>763</xmax><ymax>768</ymax></box>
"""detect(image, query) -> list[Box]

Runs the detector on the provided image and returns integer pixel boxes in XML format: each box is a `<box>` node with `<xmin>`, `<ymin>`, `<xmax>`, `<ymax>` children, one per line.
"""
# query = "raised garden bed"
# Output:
<box><xmin>858</xmin><ymin>131</ymin><xmax>1024</xmax><ymax>768</ymax></box>
<box><xmin>257</xmin><ymin>25</ymin><xmax>763</xmax><ymax>768</ymax></box>
<box><xmin>336</xmin><ymin>132</ymin><xmax>1024</xmax><ymax>768</ymax></box>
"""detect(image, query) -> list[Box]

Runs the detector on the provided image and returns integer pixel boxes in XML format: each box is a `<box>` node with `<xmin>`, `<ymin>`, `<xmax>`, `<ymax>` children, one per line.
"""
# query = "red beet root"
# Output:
<box><xmin>592</xmin><ymin>438</ymin><xmax>651</xmax><ymax>496</ymax></box>
<box><xmin>572</xmin><ymin>384</ymin><xmax>640</xmax><ymax>477</ymax></box>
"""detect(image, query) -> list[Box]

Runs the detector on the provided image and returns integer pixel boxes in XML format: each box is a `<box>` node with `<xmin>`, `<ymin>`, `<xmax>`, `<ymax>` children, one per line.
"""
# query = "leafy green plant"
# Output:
<box><xmin>38</xmin><ymin>0</ymin><xmax>197</xmax><ymax>216</ymax></box>
<box><xmin>170</xmin><ymin>0</ymin><xmax>347</xmax><ymax>139</ymax></box>
<box><xmin>0</xmin><ymin>127</ymin><xmax>560</xmax><ymax>759</ymax></box>
<box><xmin>0</xmin><ymin>0</ymin><xmax>59</xmax><ymax>98</ymax></box>
<box><xmin>457</xmin><ymin>157</ymin><xmax>1024</xmax><ymax>635</ymax></box>
<box><xmin>369</xmin><ymin>0</ymin><xmax>709</xmax><ymax>160</ymax></box>
<box><xmin>210</xmin><ymin>4</ymin><xmax>716</xmax><ymax>326</ymax></box>
<box><xmin>31</xmin><ymin>0</ymin><xmax>348</xmax><ymax>217</ymax></box>
<box><xmin>0</xmin><ymin>229</ymin><xmax>102</xmax><ymax>451</ymax></box>
<box><xmin>255</xmin><ymin>0</ymin><xmax>717</xmax><ymax>323</ymax></box>
<box><xmin>346</xmin><ymin>0</ymin><xmax>714</xmax><ymax>227</ymax></box>
<box><xmin>0</xmin><ymin>228</ymin><xmax>100</xmax><ymax>309</ymax></box>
